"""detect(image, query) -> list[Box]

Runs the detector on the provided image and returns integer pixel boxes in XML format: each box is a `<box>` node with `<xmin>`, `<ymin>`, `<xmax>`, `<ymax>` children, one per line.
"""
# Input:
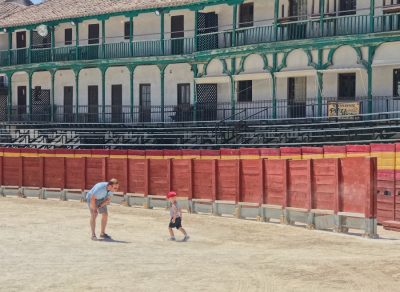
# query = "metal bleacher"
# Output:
<box><xmin>1</xmin><ymin>111</ymin><xmax>400</xmax><ymax>149</ymax></box>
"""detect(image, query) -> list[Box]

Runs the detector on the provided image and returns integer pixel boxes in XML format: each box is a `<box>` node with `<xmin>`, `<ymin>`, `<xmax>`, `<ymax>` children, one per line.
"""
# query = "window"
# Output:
<box><xmin>177</xmin><ymin>84</ymin><xmax>190</xmax><ymax>105</ymax></box>
<box><xmin>0</xmin><ymin>76</ymin><xmax>5</xmax><ymax>88</ymax></box>
<box><xmin>124</xmin><ymin>21</ymin><xmax>130</xmax><ymax>40</ymax></box>
<box><xmin>338</xmin><ymin>73</ymin><xmax>356</xmax><ymax>101</ymax></box>
<box><xmin>394</xmin><ymin>69</ymin><xmax>400</xmax><ymax>97</ymax></box>
<box><xmin>339</xmin><ymin>0</ymin><xmax>356</xmax><ymax>16</ymax></box>
<box><xmin>65</xmin><ymin>28</ymin><xmax>72</xmax><ymax>45</ymax></box>
<box><xmin>239</xmin><ymin>3</ymin><xmax>254</xmax><ymax>28</ymax></box>
<box><xmin>238</xmin><ymin>80</ymin><xmax>252</xmax><ymax>102</ymax></box>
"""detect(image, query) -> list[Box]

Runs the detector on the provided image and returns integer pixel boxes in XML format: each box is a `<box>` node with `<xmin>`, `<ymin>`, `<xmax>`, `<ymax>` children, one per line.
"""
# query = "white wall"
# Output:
<box><xmin>134</xmin><ymin>65</ymin><xmax>161</xmax><ymax>106</ymax></box>
<box><xmin>164</xmin><ymin>63</ymin><xmax>193</xmax><ymax>105</ymax></box>
<box><xmin>54</xmin><ymin>23</ymin><xmax>76</xmax><ymax>47</ymax></box>
<box><xmin>106</xmin><ymin>16</ymin><xmax>129</xmax><ymax>43</ymax></box>
<box><xmin>0</xmin><ymin>33</ymin><xmax>8</xmax><ymax>51</ymax></box>
<box><xmin>165</xmin><ymin>10</ymin><xmax>195</xmax><ymax>39</ymax></box>
<box><xmin>54</xmin><ymin>70</ymin><xmax>75</xmax><ymax>105</ymax></box>
<box><xmin>105</xmin><ymin>66</ymin><xmax>130</xmax><ymax>106</ymax></box>
<box><xmin>134</xmin><ymin>13</ymin><xmax>161</xmax><ymax>41</ymax></box>
<box><xmin>79</xmin><ymin>68</ymin><xmax>101</xmax><ymax>106</ymax></box>
<box><xmin>11</xmin><ymin>72</ymin><xmax>28</xmax><ymax>105</ymax></box>
<box><xmin>79</xmin><ymin>19</ymin><xmax>102</xmax><ymax>45</ymax></box>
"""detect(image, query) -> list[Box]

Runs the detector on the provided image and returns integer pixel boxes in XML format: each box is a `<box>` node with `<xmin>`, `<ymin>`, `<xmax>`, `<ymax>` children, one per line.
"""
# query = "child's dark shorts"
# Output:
<box><xmin>169</xmin><ymin>217</ymin><xmax>182</xmax><ymax>229</ymax></box>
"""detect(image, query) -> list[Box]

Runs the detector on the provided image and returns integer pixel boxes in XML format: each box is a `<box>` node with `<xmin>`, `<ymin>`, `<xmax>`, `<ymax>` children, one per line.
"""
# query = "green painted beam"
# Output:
<box><xmin>75</xmin><ymin>23</ymin><xmax>80</xmax><ymax>61</ymax></box>
<box><xmin>232</xmin><ymin>4</ymin><xmax>238</xmax><ymax>47</ymax></box>
<box><xmin>160</xmin><ymin>12</ymin><xmax>165</xmax><ymax>55</ymax></box>
<box><xmin>28</xmin><ymin>71</ymin><xmax>32</xmax><ymax>121</ymax></box>
<box><xmin>74</xmin><ymin>69</ymin><xmax>80</xmax><ymax>121</ymax></box>
<box><xmin>50</xmin><ymin>70</ymin><xmax>55</xmax><ymax>122</ymax></box>
<box><xmin>274</xmin><ymin>0</ymin><xmax>279</xmax><ymax>41</ymax></box>
<box><xmin>370</xmin><ymin>0</ymin><xmax>375</xmax><ymax>33</ymax></box>
<box><xmin>129</xmin><ymin>16</ymin><xmax>134</xmax><ymax>56</ymax></box>
<box><xmin>101</xmin><ymin>66</ymin><xmax>107</xmax><ymax>122</ymax></box>
<box><xmin>6</xmin><ymin>72</ymin><xmax>12</xmax><ymax>122</ymax></box>
<box><xmin>320</xmin><ymin>0</ymin><xmax>325</xmax><ymax>37</ymax></box>
<box><xmin>194</xmin><ymin>10</ymin><xmax>199</xmax><ymax>52</ymax></box>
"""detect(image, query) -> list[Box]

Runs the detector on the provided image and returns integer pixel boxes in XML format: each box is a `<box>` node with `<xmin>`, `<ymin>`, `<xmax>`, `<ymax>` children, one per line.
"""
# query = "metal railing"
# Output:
<box><xmin>1</xmin><ymin>12</ymin><xmax>399</xmax><ymax>67</ymax></box>
<box><xmin>1</xmin><ymin>96</ymin><xmax>400</xmax><ymax>124</ymax></box>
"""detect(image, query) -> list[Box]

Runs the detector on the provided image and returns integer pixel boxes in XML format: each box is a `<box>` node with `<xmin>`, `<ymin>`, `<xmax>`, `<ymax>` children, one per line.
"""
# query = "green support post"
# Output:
<box><xmin>74</xmin><ymin>68</ymin><xmax>80</xmax><ymax>122</ymax></box>
<box><xmin>320</xmin><ymin>0</ymin><xmax>325</xmax><ymax>37</ymax></box>
<box><xmin>160</xmin><ymin>12</ymin><xmax>165</xmax><ymax>55</ymax></box>
<box><xmin>193</xmin><ymin>81</ymin><xmax>197</xmax><ymax>122</ymax></box>
<box><xmin>370</xmin><ymin>0</ymin><xmax>375</xmax><ymax>33</ymax></box>
<box><xmin>194</xmin><ymin>10</ymin><xmax>199</xmax><ymax>51</ymax></box>
<box><xmin>29</xmin><ymin>30</ymin><xmax>32</xmax><ymax>64</ymax></box>
<box><xmin>230</xmin><ymin>76</ymin><xmax>236</xmax><ymax>118</ymax></box>
<box><xmin>274</xmin><ymin>0</ymin><xmax>279</xmax><ymax>41</ymax></box>
<box><xmin>8</xmin><ymin>31</ymin><xmax>12</xmax><ymax>66</ymax></box>
<box><xmin>232</xmin><ymin>4</ymin><xmax>238</xmax><ymax>47</ymax></box>
<box><xmin>101</xmin><ymin>66</ymin><xmax>107</xmax><ymax>122</ymax></box>
<box><xmin>129</xmin><ymin>16</ymin><xmax>134</xmax><ymax>56</ymax></box>
<box><xmin>160</xmin><ymin>65</ymin><xmax>166</xmax><ymax>122</ymax></box>
<box><xmin>50</xmin><ymin>70</ymin><xmax>55</xmax><ymax>122</ymax></box>
<box><xmin>102</xmin><ymin>19</ymin><xmax>106</xmax><ymax>59</ymax></box>
<box><xmin>128</xmin><ymin>65</ymin><xmax>135</xmax><ymax>122</ymax></box>
<box><xmin>75</xmin><ymin>22</ymin><xmax>79</xmax><ymax>61</ymax></box>
<box><xmin>272</xmin><ymin>74</ymin><xmax>277</xmax><ymax>119</ymax></box>
<box><xmin>28</xmin><ymin>71</ymin><xmax>32</xmax><ymax>120</ymax></box>
<box><xmin>7</xmin><ymin>72</ymin><xmax>12</xmax><ymax>122</ymax></box>
<box><xmin>367</xmin><ymin>47</ymin><xmax>373</xmax><ymax>115</ymax></box>
<box><xmin>51</xmin><ymin>26</ymin><xmax>55</xmax><ymax>61</ymax></box>
<box><xmin>317</xmin><ymin>49</ymin><xmax>323</xmax><ymax>117</ymax></box>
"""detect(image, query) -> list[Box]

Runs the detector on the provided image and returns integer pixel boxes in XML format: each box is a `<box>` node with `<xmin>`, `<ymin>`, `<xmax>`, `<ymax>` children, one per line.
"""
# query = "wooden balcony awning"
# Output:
<box><xmin>195</xmin><ymin>76</ymin><xmax>230</xmax><ymax>84</ymax></box>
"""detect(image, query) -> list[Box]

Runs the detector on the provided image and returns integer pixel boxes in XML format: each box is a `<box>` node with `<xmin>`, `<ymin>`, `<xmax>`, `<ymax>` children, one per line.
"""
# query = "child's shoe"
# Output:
<box><xmin>183</xmin><ymin>235</ymin><xmax>190</xmax><ymax>242</ymax></box>
<box><xmin>169</xmin><ymin>237</ymin><xmax>176</xmax><ymax>241</ymax></box>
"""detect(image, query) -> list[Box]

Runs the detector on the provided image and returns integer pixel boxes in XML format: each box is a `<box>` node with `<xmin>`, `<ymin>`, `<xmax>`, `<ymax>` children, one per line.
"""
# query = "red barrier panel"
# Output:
<box><xmin>182</xmin><ymin>149</ymin><xmax>201</xmax><ymax>159</ymax></box>
<box><xmin>3</xmin><ymin>156</ymin><xmax>22</xmax><ymax>186</ymax></box>
<box><xmin>193</xmin><ymin>160</ymin><xmax>214</xmax><ymax>200</ymax></box>
<box><xmin>74</xmin><ymin>149</ymin><xmax>92</xmax><ymax>158</ymax></box>
<box><xmin>323</xmin><ymin>145</ymin><xmax>347</xmax><ymax>158</ymax></box>
<box><xmin>106</xmin><ymin>158</ymin><xmax>128</xmax><ymax>193</ymax></box>
<box><xmin>146</xmin><ymin>150</ymin><xmax>164</xmax><ymax>159</ymax></box>
<box><xmin>288</xmin><ymin>160</ymin><xmax>311</xmax><ymax>209</ymax></box>
<box><xmin>239</xmin><ymin>148</ymin><xmax>260</xmax><ymax>160</ymax></box>
<box><xmin>22</xmin><ymin>157</ymin><xmax>43</xmax><ymax>187</ymax></box>
<box><xmin>85</xmin><ymin>158</ymin><xmax>106</xmax><ymax>189</ymax></box>
<box><xmin>312</xmin><ymin>159</ymin><xmax>338</xmax><ymax>211</ymax></box>
<box><xmin>38</xmin><ymin>149</ymin><xmax>56</xmax><ymax>157</ymax></box>
<box><xmin>346</xmin><ymin>145</ymin><xmax>370</xmax><ymax>158</ymax></box>
<box><xmin>171</xmin><ymin>159</ymin><xmax>192</xmax><ymax>198</ymax></box>
<box><xmin>65</xmin><ymin>158</ymin><xmax>85</xmax><ymax>190</ymax></box>
<box><xmin>264</xmin><ymin>159</ymin><xmax>287</xmax><ymax>206</ymax></box>
<box><xmin>55</xmin><ymin>149</ymin><xmax>74</xmax><ymax>158</ymax></box>
<box><xmin>164</xmin><ymin>150</ymin><xmax>182</xmax><ymax>159</ymax></box>
<box><xmin>149</xmin><ymin>159</ymin><xmax>170</xmax><ymax>195</ymax></box>
<box><xmin>340</xmin><ymin>157</ymin><xmax>376</xmax><ymax>217</ymax></box>
<box><xmin>44</xmin><ymin>157</ymin><xmax>65</xmax><ymax>188</ymax></box>
<box><xmin>128</xmin><ymin>159</ymin><xmax>147</xmax><ymax>194</ymax></box>
<box><xmin>20</xmin><ymin>148</ymin><xmax>38</xmax><ymax>157</ymax></box>
<box><xmin>127</xmin><ymin>150</ymin><xmax>146</xmax><ymax>159</ymax></box>
<box><xmin>200</xmin><ymin>150</ymin><xmax>220</xmax><ymax>160</ymax></box>
<box><xmin>220</xmin><ymin>148</ymin><xmax>240</xmax><ymax>160</ymax></box>
<box><xmin>260</xmin><ymin>148</ymin><xmax>280</xmax><ymax>159</ymax></box>
<box><xmin>280</xmin><ymin>147</ymin><xmax>302</xmax><ymax>160</ymax></box>
<box><xmin>217</xmin><ymin>160</ymin><xmax>239</xmax><ymax>201</ymax></box>
<box><xmin>302</xmin><ymin>147</ymin><xmax>324</xmax><ymax>159</ymax></box>
<box><xmin>3</xmin><ymin>148</ymin><xmax>21</xmax><ymax>157</ymax></box>
<box><xmin>109</xmin><ymin>150</ymin><xmax>128</xmax><ymax>159</ymax></box>
<box><xmin>91</xmin><ymin>149</ymin><xmax>109</xmax><ymax>158</ymax></box>
<box><xmin>240</xmin><ymin>159</ymin><xmax>263</xmax><ymax>203</ymax></box>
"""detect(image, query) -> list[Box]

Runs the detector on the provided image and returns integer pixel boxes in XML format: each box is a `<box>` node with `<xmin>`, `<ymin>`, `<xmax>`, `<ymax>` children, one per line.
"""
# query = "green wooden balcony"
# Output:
<box><xmin>0</xmin><ymin>12</ymin><xmax>399</xmax><ymax>68</ymax></box>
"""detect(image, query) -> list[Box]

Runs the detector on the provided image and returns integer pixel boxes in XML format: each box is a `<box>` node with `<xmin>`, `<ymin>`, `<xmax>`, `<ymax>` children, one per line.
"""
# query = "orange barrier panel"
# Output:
<box><xmin>74</xmin><ymin>149</ymin><xmax>92</xmax><ymax>158</ymax></box>
<box><xmin>44</xmin><ymin>157</ymin><xmax>65</xmax><ymax>188</ymax></box>
<box><xmin>109</xmin><ymin>150</ymin><xmax>128</xmax><ymax>159</ymax></box>
<box><xmin>260</xmin><ymin>148</ymin><xmax>280</xmax><ymax>160</ymax></box>
<box><xmin>65</xmin><ymin>158</ymin><xmax>85</xmax><ymax>190</ymax></box>
<box><xmin>264</xmin><ymin>159</ymin><xmax>287</xmax><ymax>206</ymax></box>
<box><xmin>127</xmin><ymin>150</ymin><xmax>146</xmax><ymax>159</ymax></box>
<box><xmin>182</xmin><ymin>149</ymin><xmax>201</xmax><ymax>159</ymax></box>
<box><xmin>311</xmin><ymin>159</ymin><xmax>338</xmax><ymax>211</ymax></box>
<box><xmin>149</xmin><ymin>159</ymin><xmax>170</xmax><ymax>195</ymax></box>
<box><xmin>171</xmin><ymin>159</ymin><xmax>192</xmax><ymax>198</ymax></box>
<box><xmin>323</xmin><ymin>145</ymin><xmax>347</xmax><ymax>158</ymax></box>
<box><xmin>200</xmin><ymin>150</ymin><xmax>220</xmax><ymax>160</ymax></box>
<box><xmin>128</xmin><ymin>159</ymin><xmax>147</xmax><ymax>194</ymax></box>
<box><xmin>240</xmin><ymin>159</ymin><xmax>263</xmax><ymax>204</ymax></box>
<box><xmin>280</xmin><ymin>147</ymin><xmax>302</xmax><ymax>160</ymax></box>
<box><xmin>106</xmin><ymin>158</ymin><xmax>128</xmax><ymax>193</ymax></box>
<box><xmin>340</xmin><ymin>157</ymin><xmax>376</xmax><ymax>217</ymax></box>
<box><xmin>20</xmin><ymin>148</ymin><xmax>38</xmax><ymax>157</ymax></box>
<box><xmin>85</xmin><ymin>158</ymin><xmax>106</xmax><ymax>190</ymax></box>
<box><xmin>192</xmin><ymin>160</ymin><xmax>214</xmax><ymax>200</ymax></box>
<box><xmin>287</xmin><ymin>160</ymin><xmax>312</xmax><ymax>209</ymax></box>
<box><xmin>55</xmin><ymin>149</ymin><xmax>74</xmax><ymax>158</ymax></box>
<box><xmin>91</xmin><ymin>149</ymin><xmax>109</xmax><ymax>158</ymax></box>
<box><xmin>302</xmin><ymin>147</ymin><xmax>323</xmax><ymax>159</ymax></box>
<box><xmin>3</xmin><ymin>156</ymin><xmax>22</xmax><ymax>186</ymax></box>
<box><xmin>146</xmin><ymin>150</ymin><xmax>164</xmax><ymax>160</ymax></box>
<box><xmin>220</xmin><ymin>148</ymin><xmax>240</xmax><ymax>160</ymax></box>
<box><xmin>217</xmin><ymin>160</ymin><xmax>240</xmax><ymax>201</ymax></box>
<box><xmin>346</xmin><ymin>145</ymin><xmax>370</xmax><ymax>158</ymax></box>
<box><xmin>164</xmin><ymin>150</ymin><xmax>182</xmax><ymax>159</ymax></box>
<box><xmin>38</xmin><ymin>149</ymin><xmax>56</xmax><ymax>157</ymax></box>
<box><xmin>239</xmin><ymin>148</ymin><xmax>260</xmax><ymax>160</ymax></box>
<box><xmin>22</xmin><ymin>157</ymin><xmax>43</xmax><ymax>187</ymax></box>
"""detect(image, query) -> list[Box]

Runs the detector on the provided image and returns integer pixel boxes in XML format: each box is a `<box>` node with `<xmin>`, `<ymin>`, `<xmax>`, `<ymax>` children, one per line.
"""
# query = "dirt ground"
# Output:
<box><xmin>1</xmin><ymin>197</ymin><xmax>400</xmax><ymax>292</ymax></box>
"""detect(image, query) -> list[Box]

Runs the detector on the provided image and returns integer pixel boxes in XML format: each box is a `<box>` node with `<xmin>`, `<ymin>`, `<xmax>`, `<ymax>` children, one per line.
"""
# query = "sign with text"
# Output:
<box><xmin>328</xmin><ymin>101</ymin><xmax>361</xmax><ymax>118</ymax></box>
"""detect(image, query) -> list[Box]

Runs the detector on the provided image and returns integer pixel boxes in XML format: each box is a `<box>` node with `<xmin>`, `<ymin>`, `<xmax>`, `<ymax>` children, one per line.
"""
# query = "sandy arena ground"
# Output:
<box><xmin>1</xmin><ymin>197</ymin><xmax>400</xmax><ymax>292</ymax></box>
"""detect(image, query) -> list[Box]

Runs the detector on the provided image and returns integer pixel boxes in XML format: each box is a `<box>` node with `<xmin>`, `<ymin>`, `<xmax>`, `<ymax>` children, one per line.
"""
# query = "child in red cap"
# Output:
<box><xmin>167</xmin><ymin>191</ymin><xmax>189</xmax><ymax>241</ymax></box>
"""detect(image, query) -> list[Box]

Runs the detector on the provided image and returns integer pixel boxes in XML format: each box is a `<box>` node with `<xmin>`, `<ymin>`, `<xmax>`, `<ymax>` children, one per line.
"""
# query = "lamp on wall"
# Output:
<box><xmin>3</xmin><ymin>28</ymin><xmax>6</xmax><ymax>33</ymax></box>
<box><xmin>70</xmin><ymin>21</ymin><xmax>76</xmax><ymax>26</ymax></box>
<box><xmin>155</xmin><ymin>9</ymin><xmax>161</xmax><ymax>16</ymax></box>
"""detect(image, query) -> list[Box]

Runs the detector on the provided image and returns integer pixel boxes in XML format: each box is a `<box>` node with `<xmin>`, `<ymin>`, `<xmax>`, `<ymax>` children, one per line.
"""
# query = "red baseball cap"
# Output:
<box><xmin>167</xmin><ymin>191</ymin><xmax>177</xmax><ymax>199</ymax></box>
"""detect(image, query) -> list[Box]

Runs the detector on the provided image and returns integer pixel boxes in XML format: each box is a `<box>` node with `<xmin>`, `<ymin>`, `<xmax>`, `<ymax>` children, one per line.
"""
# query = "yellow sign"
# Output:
<box><xmin>327</xmin><ymin>101</ymin><xmax>360</xmax><ymax>118</ymax></box>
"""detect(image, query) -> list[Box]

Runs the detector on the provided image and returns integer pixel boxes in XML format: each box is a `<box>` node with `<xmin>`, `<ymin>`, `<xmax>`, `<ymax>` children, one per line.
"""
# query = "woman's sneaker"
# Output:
<box><xmin>100</xmin><ymin>233</ymin><xmax>112</xmax><ymax>240</ymax></box>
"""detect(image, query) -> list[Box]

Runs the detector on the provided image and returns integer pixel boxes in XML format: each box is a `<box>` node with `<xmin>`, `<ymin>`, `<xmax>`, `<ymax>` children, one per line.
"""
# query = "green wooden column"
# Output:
<box><xmin>232</xmin><ymin>4</ymin><xmax>238</xmax><ymax>47</ymax></box>
<box><xmin>319</xmin><ymin>0</ymin><xmax>325</xmax><ymax>36</ymax></box>
<box><xmin>128</xmin><ymin>64</ymin><xmax>136</xmax><ymax>122</ymax></box>
<box><xmin>370</xmin><ymin>0</ymin><xmax>375</xmax><ymax>33</ymax></box>
<box><xmin>6</xmin><ymin>72</ymin><xmax>12</xmax><ymax>122</ymax></box>
<box><xmin>160</xmin><ymin>11</ymin><xmax>165</xmax><ymax>55</ymax></box>
<box><xmin>191</xmin><ymin>64</ymin><xmax>198</xmax><ymax>122</ymax></box>
<box><xmin>367</xmin><ymin>47</ymin><xmax>373</xmax><ymax>114</ymax></box>
<box><xmin>102</xmin><ymin>19</ymin><xmax>106</xmax><ymax>59</ymax></box>
<box><xmin>317</xmin><ymin>49</ymin><xmax>323</xmax><ymax>117</ymax></box>
<box><xmin>272</xmin><ymin>73</ymin><xmax>277</xmax><ymax>119</ymax></box>
<box><xmin>230</xmin><ymin>76</ymin><xmax>236</xmax><ymax>118</ymax></box>
<box><xmin>28</xmin><ymin>71</ymin><xmax>33</xmax><ymax>120</ymax></box>
<box><xmin>7</xmin><ymin>31</ymin><xmax>12</xmax><ymax>66</ymax></box>
<box><xmin>74</xmin><ymin>68</ymin><xmax>81</xmax><ymax>122</ymax></box>
<box><xmin>194</xmin><ymin>10</ymin><xmax>199</xmax><ymax>51</ymax></box>
<box><xmin>129</xmin><ymin>16</ymin><xmax>134</xmax><ymax>56</ymax></box>
<box><xmin>159</xmin><ymin>65</ymin><xmax>166</xmax><ymax>122</ymax></box>
<box><xmin>274</xmin><ymin>0</ymin><xmax>279</xmax><ymax>41</ymax></box>
<box><xmin>50</xmin><ymin>70</ymin><xmax>56</xmax><ymax>122</ymax></box>
<box><xmin>28</xmin><ymin>29</ymin><xmax>32</xmax><ymax>64</ymax></box>
<box><xmin>100</xmin><ymin>66</ymin><xmax>107</xmax><ymax>122</ymax></box>
<box><xmin>51</xmin><ymin>26</ymin><xmax>55</xmax><ymax>61</ymax></box>
<box><xmin>75</xmin><ymin>22</ymin><xmax>80</xmax><ymax>60</ymax></box>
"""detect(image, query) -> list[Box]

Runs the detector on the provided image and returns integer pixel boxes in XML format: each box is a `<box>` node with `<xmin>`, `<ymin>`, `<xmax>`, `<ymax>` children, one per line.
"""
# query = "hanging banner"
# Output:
<box><xmin>328</xmin><ymin>101</ymin><xmax>361</xmax><ymax>118</ymax></box>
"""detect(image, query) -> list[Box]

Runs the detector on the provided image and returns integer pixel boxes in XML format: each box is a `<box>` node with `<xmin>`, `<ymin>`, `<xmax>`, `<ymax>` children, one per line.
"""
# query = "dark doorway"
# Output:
<box><xmin>86</xmin><ymin>24</ymin><xmax>100</xmax><ymax>60</ymax></box>
<box><xmin>139</xmin><ymin>84</ymin><xmax>151</xmax><ymax>123</ymax></box>
<box><xmin>88</xmin><ymin>85</ymin><xmax>99</xmax><ymax>122</ymax></box>
<box><xmin>111</xmin><ymin>84</ymin><xmax>123</xmax><ymax>123</ymax></box>
<box><xmin>171</xmin><ymin>15</ymin><xmax>184</xmax><ymax>55</ymax></box>
<box><xmin>338</xmin><ymin>73</ymin><xmax>356</xmax><ymax>100</ymax></box>
<box><xmin>64</xmin><ymin>86</ymin><xmax>73</xmax><ymax>122</ymax></box>
<box><xmin>196</xmin><ymin>84</ymin><xmax>218</xmax><ymax>121</ymax></box>
<box><xmin>238</xmin><ymin>80</ymin><xmax>253</xmax><ymax>102</ymax></box>
<box><xmin>197</xmin><ymin>12</ymin><xmax>219</xmax><ymax>50</ymax></box>
<box><xmin>239</xmin><ymin>3</ymin><xmax>254</xmax><ymax>28</ymax></box>
<box><xmin>175</xmin><ymin>83</ymin><xmax>191</xmax><ymax>121</ymax></box>
<box><xmin>339</xmin><ymin>0</ymin><xmax>356</xmax><ymax>16</ymax></box>
<box><xmin>394</xmin><ymin>69</ymin><xmax>400</xmax><ymax>97</ymax></box>
<box><xmin>288</xmin><ymin>77</ymin><xmax>307</xmax><ymax>118</ymax></box>
<box><xmin>16</xmin><ymin>31</ymin><xmax>27</xmax><ymax>65</ymax></box>
<box><xmin>17</xmin><ymin>86</ymin><xmax>27</xmax><ymax>119</ymax></box>
<box><xmin>287</xmin><ymin>0</ymin><xmax>307</xmax><ymax>39</ymax></box>
<box><xmin>65</xmin><ymin>28</ymin><xmax>73</xmax><ymax>46</ymax></box>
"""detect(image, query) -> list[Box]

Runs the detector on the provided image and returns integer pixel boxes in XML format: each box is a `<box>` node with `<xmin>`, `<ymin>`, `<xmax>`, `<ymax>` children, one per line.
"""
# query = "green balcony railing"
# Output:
<box><xmin>0</xmin><ymin>13</ymin><xmax>400</xmax><ymax>68</ymax></box>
